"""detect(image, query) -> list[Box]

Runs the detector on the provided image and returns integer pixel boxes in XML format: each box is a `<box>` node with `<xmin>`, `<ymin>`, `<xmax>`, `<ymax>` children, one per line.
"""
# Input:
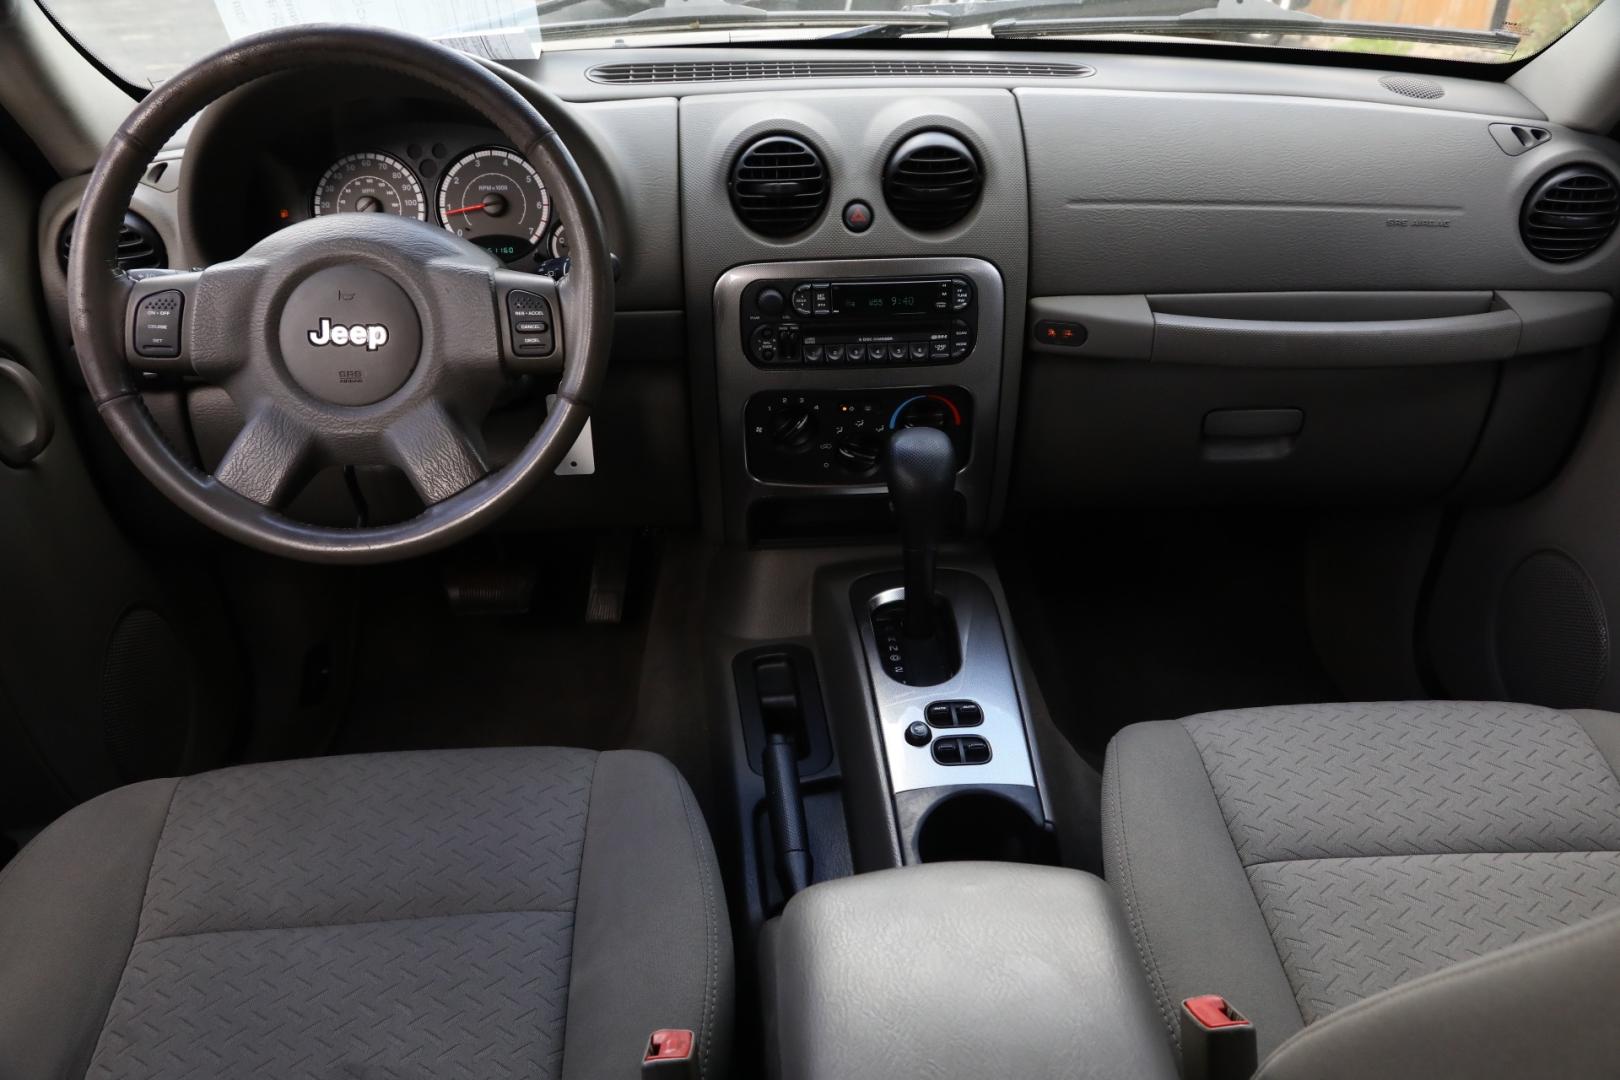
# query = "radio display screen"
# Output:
<box><xmin>831</xmin><ymin>280</ymin><xmax>946</xmax><ymax>318</ymax></box>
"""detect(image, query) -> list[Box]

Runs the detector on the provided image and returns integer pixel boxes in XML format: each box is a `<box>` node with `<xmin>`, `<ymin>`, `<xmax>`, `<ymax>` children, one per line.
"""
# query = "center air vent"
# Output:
<box><xmin>1521</xmin><ymin>165</ymin><xmax>1620</xmax><ymax>263</ymax></box>
<box><xmin>883</xmin><ymin>131</ymin><xmax>981</xmax><ymax>232</ymax></box>
<box><xmin>58</xmin><ymin>212</ymin><xmax>167</xmax><ymax>273</ymax></box>
<box><xmin>591</xmin><ymin>59</ymin><xmax>1093</xmax><ymax>83</ymax></box>
<box><xmin>729</xmin><ymin>135</ymin><xmax>829</xmax><ymax>237</ymax></box>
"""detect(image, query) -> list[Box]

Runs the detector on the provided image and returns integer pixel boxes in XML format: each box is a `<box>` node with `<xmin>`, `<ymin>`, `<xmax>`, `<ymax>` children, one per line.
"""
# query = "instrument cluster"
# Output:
<box><xmin>300</xmin><ymin>131</ymin><xmax>565</xmax><ymax>265</ymax></box>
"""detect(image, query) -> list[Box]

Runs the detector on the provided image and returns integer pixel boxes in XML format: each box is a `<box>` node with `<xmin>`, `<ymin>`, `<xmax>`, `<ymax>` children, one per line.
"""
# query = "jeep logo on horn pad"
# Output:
<box><xmin>280</xmin><ymin>266</ymin><xmax>421</xmax><ymax>407</ymax></box>
<box><xmin>308</xmin><ymin>318</ymin><xmax>389</xmax><ymax>351</ymax></box>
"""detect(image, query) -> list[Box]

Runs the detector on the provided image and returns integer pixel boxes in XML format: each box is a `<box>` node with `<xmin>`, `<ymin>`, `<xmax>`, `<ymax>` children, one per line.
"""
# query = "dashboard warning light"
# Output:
<box><xmin>278</xmin><ymin>209</ymin><xmax>290</xmax><ymax>220</ymax></box>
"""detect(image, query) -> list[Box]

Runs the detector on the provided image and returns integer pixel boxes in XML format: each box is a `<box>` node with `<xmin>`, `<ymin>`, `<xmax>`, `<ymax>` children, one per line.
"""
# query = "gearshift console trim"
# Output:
<box><xmin>853</xmin><ymin>572</ymin><xmax>1037</xmax><ymax>794</ymax></box>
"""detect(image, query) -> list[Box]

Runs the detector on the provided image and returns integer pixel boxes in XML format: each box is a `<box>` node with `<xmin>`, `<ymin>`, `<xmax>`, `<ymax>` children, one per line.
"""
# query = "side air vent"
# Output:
<box><xmin>590</xmin><ymin>59</ymin><xmax>1093</xmax><ymax>83</ymax></box>
<box><xmin>58</xmin><ymin>212</ymin><xmax>167</xmax><ymax>273</ymax></box>
<box><xmin>1379</xmin><ymin>74</ymin><xmax>1445</xmax><ymax>100</ymax></box>
<box><xmin>1521</xmin><ymin>166</ymin><xmax>1620</xmax><ymax>263</ymax></box>
<box><xmin>729</xmin><ymin>135</ymin><xmax>829</xmax><ymax>237</ymax></box>
<box><xmin>883</xmin><ymin>131</ymin><xmax>982</xmax><ymax>232</ymax></box>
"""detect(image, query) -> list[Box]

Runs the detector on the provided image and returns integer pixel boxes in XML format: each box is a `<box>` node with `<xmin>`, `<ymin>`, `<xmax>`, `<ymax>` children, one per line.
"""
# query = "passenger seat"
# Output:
<box><xmin>1103</xmin><ymin>701</ymin><xmax>1620</xmax><ymax>1077</ymax></box>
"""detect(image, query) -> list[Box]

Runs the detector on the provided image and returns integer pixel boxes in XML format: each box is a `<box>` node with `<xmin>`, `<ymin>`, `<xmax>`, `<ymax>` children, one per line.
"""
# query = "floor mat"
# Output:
<box><xmin>332</xmin><ymin>534</ymin><xmax>655</xmax><ymax>755</ymax></box>
<box><xmin>998</xmin><ymin>510</ymin><xmax>1342</xmax><ymax>764</ymax></box>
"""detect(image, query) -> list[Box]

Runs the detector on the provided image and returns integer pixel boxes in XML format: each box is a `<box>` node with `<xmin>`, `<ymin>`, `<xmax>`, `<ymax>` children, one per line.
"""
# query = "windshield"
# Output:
<box><xmin>39</xmin><ymin>0</ymin><xmax>1607</xmax><ymax>85</ymax></box>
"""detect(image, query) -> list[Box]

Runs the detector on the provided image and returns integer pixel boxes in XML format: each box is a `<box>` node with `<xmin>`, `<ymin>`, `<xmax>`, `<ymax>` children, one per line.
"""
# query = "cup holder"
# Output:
<box><xmin>913</xmin><ymin>788</ymin><xmax>1057</xmax><ymax>865</ymax></box>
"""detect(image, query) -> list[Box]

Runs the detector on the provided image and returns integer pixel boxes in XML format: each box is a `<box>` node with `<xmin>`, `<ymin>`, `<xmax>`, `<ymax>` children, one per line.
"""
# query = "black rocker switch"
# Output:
<box><xmin>885</xmin><ymin>425</ymin><xmax>956</xmax><ymax>641</ymax></box>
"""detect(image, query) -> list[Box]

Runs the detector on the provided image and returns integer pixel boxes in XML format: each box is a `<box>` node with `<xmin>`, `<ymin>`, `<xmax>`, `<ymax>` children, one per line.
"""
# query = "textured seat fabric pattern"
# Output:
<box><xmin>0</xmin><ymin>747</ymin><xmax>730</xmax><ymax>1080</ymax></box>
<box><xmin>1104</xmin><ymin>702</ymin><xmax>1620</xmax><ymax>1059</ymax></box>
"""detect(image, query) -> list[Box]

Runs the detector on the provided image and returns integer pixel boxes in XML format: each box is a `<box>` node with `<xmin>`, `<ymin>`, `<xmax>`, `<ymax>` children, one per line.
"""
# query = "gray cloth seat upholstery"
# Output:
<box><xmin>0</xmin><ymin>747</ymin><xmax>733</xmax><ymax>1080</ymax></box>
<box><xmin>1103</xmin><ymin>701</ymin><xmax>1620</xmax><ymax>1065</ymax></box>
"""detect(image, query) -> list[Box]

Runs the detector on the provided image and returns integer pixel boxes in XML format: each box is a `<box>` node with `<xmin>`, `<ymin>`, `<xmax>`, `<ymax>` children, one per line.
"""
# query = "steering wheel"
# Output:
<box><xmin>67</xmin><ymin>26</ymin><xmax>613</xmax><ymax>563</ymax></box>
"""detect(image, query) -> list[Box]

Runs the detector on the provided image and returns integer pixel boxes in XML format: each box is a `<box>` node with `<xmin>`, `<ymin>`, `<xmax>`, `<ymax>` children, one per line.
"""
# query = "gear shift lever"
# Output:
<box><xmin>885</xmin><ymin>426</ymin><xmax>956</xmax><ymax>640</ymax></box>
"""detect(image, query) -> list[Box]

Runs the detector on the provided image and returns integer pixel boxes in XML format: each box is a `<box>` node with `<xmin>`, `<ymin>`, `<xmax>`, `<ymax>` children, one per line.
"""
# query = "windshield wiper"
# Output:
<box><xmin>532</xmin><ymin>2</ymin><xmax>950</xmax><ymax>42</ymax></box>
<box><xmin>977</xmin><ymin>0</ymin><xmax>1520</xmax><ymax>51</ymax></box>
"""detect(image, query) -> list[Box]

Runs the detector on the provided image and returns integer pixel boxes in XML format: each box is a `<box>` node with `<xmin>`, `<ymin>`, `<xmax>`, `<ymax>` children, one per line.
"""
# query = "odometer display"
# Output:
<box><xmin>437</xmin><ymin>147</ymin><xmax>551</xmax><ymax>262</ymax></box>
<box><xmin>312</xmin><ymin>152</ymin><xmax>426</xmax><ymax>220</ymax></box>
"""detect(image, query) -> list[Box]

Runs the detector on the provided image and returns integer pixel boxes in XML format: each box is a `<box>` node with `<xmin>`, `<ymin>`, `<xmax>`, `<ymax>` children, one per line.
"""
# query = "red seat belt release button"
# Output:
<box><xmin>1180</xmin><ymin>996</ymin><xmax>1258</xmax><ymax>1080</ymax></box>
<box><xmin>643</xmin><ymin>1029</ymin><xmax>697</xmax><ymax>1077</ymax></box>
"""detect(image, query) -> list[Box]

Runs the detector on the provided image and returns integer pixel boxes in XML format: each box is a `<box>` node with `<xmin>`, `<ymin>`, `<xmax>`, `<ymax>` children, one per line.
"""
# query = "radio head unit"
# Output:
<box><xmin>740</xmin><ymin>275</ymin><xmax>977</xmax><ymax>368</ymax></box>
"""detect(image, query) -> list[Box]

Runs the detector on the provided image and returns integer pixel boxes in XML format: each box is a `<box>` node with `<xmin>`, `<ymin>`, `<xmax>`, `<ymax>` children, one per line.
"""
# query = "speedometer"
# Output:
<box><xmin>312</xmin><ymin>152</ymin><xmax>426</xmax><ymax>220</ymax></box>
<box><xmin>437</xmin><ymin>147</ymin><xmax>551</xmax><ymax>262</ymax></box>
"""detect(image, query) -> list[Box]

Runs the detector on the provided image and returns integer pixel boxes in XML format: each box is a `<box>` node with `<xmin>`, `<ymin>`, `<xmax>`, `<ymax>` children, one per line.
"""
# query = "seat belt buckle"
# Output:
<box><xmin>643</xmin><ymin>1029</ymin><xmax>697</xmax><ymax>1077</ymax></box>
<box><xmin>1180</xmin><ymin>996</ymin><xmax>1258</xmax><ymax>1080</ymax></box>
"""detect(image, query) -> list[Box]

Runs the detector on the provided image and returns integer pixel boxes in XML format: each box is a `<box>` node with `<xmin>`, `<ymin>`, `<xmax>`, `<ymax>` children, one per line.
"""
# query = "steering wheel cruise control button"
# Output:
<box><xmin>279</xmin><ymin>265</ymin><xmax>421</xmax><ymax>406</ymax></box>
<box><xmin>507</xmin><ymin>290</ymin><xmax>556</xmax><ymax>358</ymax></box>
<box><xmin>133</xmin><ymin>290</ymin><xmax>184</xmax><ymax>358</ymax></box>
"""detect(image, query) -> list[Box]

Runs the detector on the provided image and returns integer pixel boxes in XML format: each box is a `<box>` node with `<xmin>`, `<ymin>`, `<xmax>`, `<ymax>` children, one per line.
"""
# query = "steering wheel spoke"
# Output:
<box><xmin>382</xmin><ymin>401</ymin><xmax>490</xmax><ymax>505</ymax></box>
<box><xmin>213</xmin><ymin>406</ymin><xmax>317</xmax><ymax>509</ymax></box>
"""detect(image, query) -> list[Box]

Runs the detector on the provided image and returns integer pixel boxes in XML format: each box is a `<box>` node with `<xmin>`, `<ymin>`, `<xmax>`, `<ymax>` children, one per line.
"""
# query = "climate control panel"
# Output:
<box><xmin>740</xmin><ymin>276</ymin><xmax>977</xmax><ymax>369</ymax></box>
<box><xmin>745</xmin><ymin>386</ymin><xmax>973</xmax><ymax>484</ymax></box>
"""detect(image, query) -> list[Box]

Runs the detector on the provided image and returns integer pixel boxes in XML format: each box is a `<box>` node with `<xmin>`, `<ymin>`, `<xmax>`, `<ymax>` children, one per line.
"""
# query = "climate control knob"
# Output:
<box><xmin>836</xmin><ymin>429</ymin><xmax>884</xmax><ymax>477</ymax></box>
<box><xmin>770</xmin><ymin>406</ymin><xmax>818</xmax><ymax>451</ymax></box>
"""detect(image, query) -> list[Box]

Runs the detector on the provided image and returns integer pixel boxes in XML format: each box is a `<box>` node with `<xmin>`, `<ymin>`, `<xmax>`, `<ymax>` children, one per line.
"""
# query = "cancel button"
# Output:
<box><xmin>279</xmin><ymin>266</ymin><xmax>421</xmax><ymax>406</ymax></box>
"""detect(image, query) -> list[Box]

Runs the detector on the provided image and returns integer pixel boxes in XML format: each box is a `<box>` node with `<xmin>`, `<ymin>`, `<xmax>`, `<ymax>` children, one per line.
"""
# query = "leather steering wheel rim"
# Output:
<box><xmin>67</xmin><ymin>25</ymin><xmax>613</xmax><ymax>564</ymax></box>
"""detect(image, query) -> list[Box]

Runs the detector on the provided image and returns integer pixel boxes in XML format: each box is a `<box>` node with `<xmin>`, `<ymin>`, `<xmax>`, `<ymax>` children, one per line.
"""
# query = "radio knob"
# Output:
<box><xmin>758</xmin><ymin>287</ymin><xmax>786</xmax><ymax>317</ymax></box>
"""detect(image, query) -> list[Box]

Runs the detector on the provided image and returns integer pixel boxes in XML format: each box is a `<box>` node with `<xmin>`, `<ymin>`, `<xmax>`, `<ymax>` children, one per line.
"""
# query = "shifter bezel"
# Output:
<box><xmin>852</xmin><ymin>573</ymin><xmax>1038</xmax><ymax>796</ymax></box>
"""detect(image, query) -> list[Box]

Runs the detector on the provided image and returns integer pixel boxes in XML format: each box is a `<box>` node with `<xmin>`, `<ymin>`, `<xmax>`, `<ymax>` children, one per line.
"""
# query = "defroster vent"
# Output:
<box><xmin>729</xmin><ymin>135</ymin><xmax>829</xmax><ymax>237</ymax></box>
<box><xmin>591</xmin><ymin>59</ymin><xmax>1093</xmax><ymax>83</ymax></box>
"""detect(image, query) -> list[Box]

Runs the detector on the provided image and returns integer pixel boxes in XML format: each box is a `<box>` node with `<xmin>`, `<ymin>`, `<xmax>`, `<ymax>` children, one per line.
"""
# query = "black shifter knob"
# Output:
<box><xmin>885</xmin><ymin>425</ymin><xmax>956</xmax><ymax>640</ymax></box>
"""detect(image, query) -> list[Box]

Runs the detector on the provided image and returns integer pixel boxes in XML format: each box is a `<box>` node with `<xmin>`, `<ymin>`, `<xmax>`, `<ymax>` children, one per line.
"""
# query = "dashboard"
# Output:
<box><xmin>33</xmin><ymin>46</ymin><xmax>1620</xmax><ymax>543</ymax></box>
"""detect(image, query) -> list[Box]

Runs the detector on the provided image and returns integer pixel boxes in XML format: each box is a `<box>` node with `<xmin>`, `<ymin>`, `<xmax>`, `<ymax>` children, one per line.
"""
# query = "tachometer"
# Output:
<box><xmin>437</xmin><ymin>147</ymin><xmax>551</xmax><ymax>262</ymax></box>
<box><xmin>312</xmin><ymin>152</ymin><xmax>426</xmax><ymax>220</ymax></box>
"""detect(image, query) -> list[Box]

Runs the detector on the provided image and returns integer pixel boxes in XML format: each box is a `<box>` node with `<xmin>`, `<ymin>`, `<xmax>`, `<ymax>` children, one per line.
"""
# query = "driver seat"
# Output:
<box><xmin>0</xmin><ymin>747</ymin><xmax>731</xmax><ymax>1080</ymax></box>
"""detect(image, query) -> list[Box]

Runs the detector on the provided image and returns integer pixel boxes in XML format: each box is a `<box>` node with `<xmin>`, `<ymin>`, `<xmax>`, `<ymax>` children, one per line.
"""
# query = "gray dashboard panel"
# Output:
<box><xmin>677</xmin><ymin>88</ymin><xmax>1030</xmax><ymax>540</ymax></box>
<box><xmin>1018</xmin><ymin>87</ymin><xmax>1620</xmax><ymax>296</ymax></box>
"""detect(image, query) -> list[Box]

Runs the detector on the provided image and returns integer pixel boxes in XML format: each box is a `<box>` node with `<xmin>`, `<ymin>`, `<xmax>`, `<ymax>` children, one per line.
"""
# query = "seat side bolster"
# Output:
<box><xmin>1102</xmin><ymin>721</ymin><xmax>1305</xmax><ymax>1060</ymax></box>
<box><xmin>1571</xmin><ymin>709</ymin><xmax>1620</xmax><ymax>784</ymax></box>
<box><xmin>0</xmin><ymin>778</ymin><xmax>177</xmax><ymax>1080</ymax></box>
<box><xmin>560</xmin><ymin>750</ymin><xmax>733</xmax><ymax>1080</ymax></box>
<box><xmin>1256</xmin><ymin>906</ymin><xmax>1620</xmax><ymax>1080</ymax></box>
